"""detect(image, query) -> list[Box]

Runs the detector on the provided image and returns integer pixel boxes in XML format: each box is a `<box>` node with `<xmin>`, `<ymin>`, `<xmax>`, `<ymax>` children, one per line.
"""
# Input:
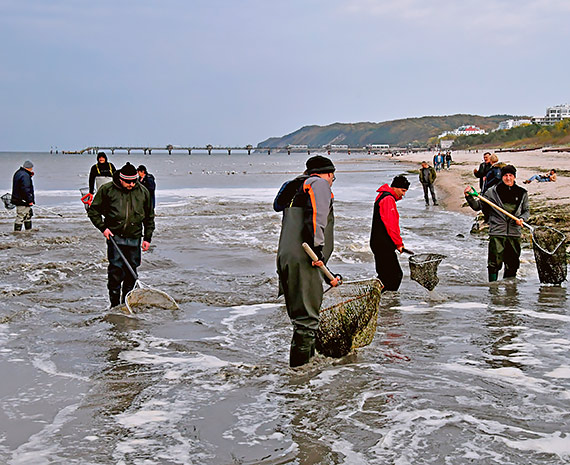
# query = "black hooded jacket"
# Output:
<box><xmin>89</xmin><ymin>156</ymin><xmax>117</xmax><ymax>194</ymax></box>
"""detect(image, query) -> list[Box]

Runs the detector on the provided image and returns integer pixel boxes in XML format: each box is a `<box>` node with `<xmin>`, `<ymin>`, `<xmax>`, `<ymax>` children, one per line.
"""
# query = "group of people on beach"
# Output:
<box><xmin>433</xmin><ymin>151</ymin><xmax>452</xmax><ymax>171</ymax></box>
<box><xmin>9</xmin><ymin>151</ymin><xmax>545</xmax><ymax>368</ymax></box>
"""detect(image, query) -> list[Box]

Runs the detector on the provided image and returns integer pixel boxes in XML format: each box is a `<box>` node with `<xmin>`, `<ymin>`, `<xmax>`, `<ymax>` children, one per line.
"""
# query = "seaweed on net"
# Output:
<box><xmin>408</xmin><ymin>253</ymin><xmax>446</xmax><ymax>291</ymax></box>
<box><xmin>316</xmin><ymin>278</ymin><xmax>383</xmax><ymax>358</ymax></box>
<box><xmin>532</xmin><ymin>226</ymin><xmax>567</xmax><ymax>285</ymax></box>
<box><xmin>125</xmin><ymin>287</ymin><xmax>179</xmax><ymax>313</ymax></box>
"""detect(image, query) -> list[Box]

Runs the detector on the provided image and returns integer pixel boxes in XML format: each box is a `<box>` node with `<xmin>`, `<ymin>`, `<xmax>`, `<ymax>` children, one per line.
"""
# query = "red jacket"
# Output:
<box><xmin>373</xmin><ymin>184</ymin><xmax>403</xmax><ymax>248</ymax></box>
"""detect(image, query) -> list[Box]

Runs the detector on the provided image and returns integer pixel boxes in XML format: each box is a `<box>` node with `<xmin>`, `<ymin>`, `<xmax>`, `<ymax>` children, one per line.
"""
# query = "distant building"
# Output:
<box><xmin>368</xmin><ymin>144</ymin><xmax>390</xmax><ymax>149</ymax></box>
<box><xmin>497</xmin><ymin>119</ymin><xmax>532</xmax><ymax>130</ymax></box>
<box><xmin>532</xmin><ymin>103</ymin><xmax>570</xmax><ymax>125</ymax></box>
<box><xmin>287</xmin><ymin>144</ymin><xmax>308</xmax><ymax>149</ymax></box>
<box><xmin>439</xmin><ymin>125</ymin><xmax>486</xmax><ymax>138</ymax></box>
<box><xmin>440</xmin><ymin>140</ymin><xmax>453</xmax><ymax>149</ymax></box>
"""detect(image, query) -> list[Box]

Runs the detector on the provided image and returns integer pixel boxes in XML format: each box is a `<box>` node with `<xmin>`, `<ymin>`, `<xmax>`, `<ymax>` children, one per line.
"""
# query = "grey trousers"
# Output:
<box><xmin>15</xmin><ymin>206</ymin><xmax>32</xmax><ymax>225</ymax></box>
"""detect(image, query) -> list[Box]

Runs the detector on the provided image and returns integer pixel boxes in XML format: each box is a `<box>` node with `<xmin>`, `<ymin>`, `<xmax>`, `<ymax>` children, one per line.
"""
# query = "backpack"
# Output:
<box><xmin>273</xmin><ymin>175</ymin><xmax>309</xmax><ymax>212</ymax></box>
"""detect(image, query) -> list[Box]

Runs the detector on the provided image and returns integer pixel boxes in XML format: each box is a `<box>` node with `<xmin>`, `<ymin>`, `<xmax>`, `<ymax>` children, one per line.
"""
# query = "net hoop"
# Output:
<box><xmin>316</xmin><ymin>278</ymin><xmax>383</xmax><ymax>358</ymax></box>
<box><xmin>125</xmin><ymin>282</ymin><xmax>179</xmax><ymax>313</ymax></box>
<box><xmin>531</xmin><ymin>226</ymin><xmax>567</xmax><ymax>284</ymax></box>
<box><xmin>2</xmin><ymin>193</ymin><xmax>15</xmax><ymax>210</ymax></box>
<box><xmin>408</xmin><ymin>253</ymin><xmax>446</xmax><ymax>291</ymax></box>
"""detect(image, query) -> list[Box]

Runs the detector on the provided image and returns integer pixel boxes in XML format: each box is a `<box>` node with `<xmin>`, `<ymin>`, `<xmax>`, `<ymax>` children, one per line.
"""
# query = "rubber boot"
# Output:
<box><xmin>289</xmin><ymin>328</ymin><xmax>316</xmax><ymax>368</ymax></box>
<box><xmin>109</xmin><ymin>290</ymin><xmax>121</xmax><ymax>308</ymax></box>
<box><xmin>503</xmin><ymin>267</ymin><xmax>517</xmax><ymax>279</ymax></box>
<box><xmin>488</xmin><ymin>271</ymin><xmax>498</xmax><ymax>282</ymax></box>
<box><xmin>14</xmin><ymin>223</ymin><xmax>22</xmax><ymax>231</ymax></box>
<box><xmin>24</xmin><ymin>221</ymin><xmax>32</xmax><ymax>230</ymax></box>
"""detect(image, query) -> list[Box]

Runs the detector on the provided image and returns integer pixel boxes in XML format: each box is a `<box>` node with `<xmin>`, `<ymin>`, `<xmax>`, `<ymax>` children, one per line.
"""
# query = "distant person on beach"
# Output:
<box><xmin>523</xmin><ymin>169</ymin><xmax>557</xmax><ymax>184</ymax></box>
<box><xmin>89</xmin><ymin>152</ymin><xmax>116</xmax><ymax>195</ymax></box>
<box><xmin>464</xmin><ymin>164</ymin><xmax>529</xmax><ymax>282</ymax></box>
<box><xmin>482</xmin><ymin>154</ymin><xmax>504</xmax><ymax>193</ymax></box>
<box><xmin>474</xmin><ymin>152</ymin><xmax>492</xmax><ymax>190</ymax></box>
<box><xmin>88</xmin><ymin>162</ymin><xmax>155</xmax><ymax>308</ymax></box>
<box><xmin>419</xmin><ymin>161</ymin><xmax>438</xmax><ymax>206</ymax></box>
<box><xmin>137</xmin><ymin>165</ymin><xmax>156</xmax><ymax>208</ymax></box>
<box><xmin>445</xmin><ymin>151</ymin><xmax>452</xmax><ymax>169</ymax></box>
<box><xmin>274</xmin><ymin>155</ymin><xmax>339</xmax><ymax>367</ymax></box>
<box><xmin>370</xmin><ymin>175</ymin><xmax>410</xmax><ymax>292</ymax></box>
<box><xmin>11</xmin><ymin>160</ymin><xmax>35</xmax><ymax>231</ymax></box>
<box><xmin>434</xmin><ymin>152</ymin><xmax>444</xmax><ymax>171</ymax></box>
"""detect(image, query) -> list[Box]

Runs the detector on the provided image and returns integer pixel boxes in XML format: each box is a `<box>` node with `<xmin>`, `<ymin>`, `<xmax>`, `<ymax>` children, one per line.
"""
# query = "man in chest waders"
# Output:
<box><xmin>464</xmin><ymin>164</ymin><xmax>529</xmax><ymax>281</ymax></box>
<box><xmin>370</xmin><ymin>175</ymin><xmax>410</xmax><ymax>292</ymax></box>
<box><xmin>274</xmin><ymin>156</ymin><xmax>340</xmax><ymax>367</ymax></box>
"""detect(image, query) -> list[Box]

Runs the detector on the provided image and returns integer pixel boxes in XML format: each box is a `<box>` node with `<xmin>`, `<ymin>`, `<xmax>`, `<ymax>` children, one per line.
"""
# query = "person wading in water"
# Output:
<box><xmin>370</xmin><ymin>175</ymin><xmax>410</xmax><ymax>292</ymax></box>
<box><xmin>274</xmin><ymin>155</ymin><xmax>340</xmax><ymax>367</ymax></box>
<box><xmin>88</xmin><ymin>162</ymin><xmax>155</xmax><ymax>307</ymax></box>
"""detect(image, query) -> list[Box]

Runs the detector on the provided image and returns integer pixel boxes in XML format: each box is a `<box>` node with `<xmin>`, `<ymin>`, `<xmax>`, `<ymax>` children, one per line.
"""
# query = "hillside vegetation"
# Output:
<box><xmin>258</xmin><ymin>114</ymin><xmax>518</xmax><ymax>148</ymax></box>
<box><xmin>451</xmin><ymin>119</ymin><xmax>570</xmax><ymax>149</ymax></box>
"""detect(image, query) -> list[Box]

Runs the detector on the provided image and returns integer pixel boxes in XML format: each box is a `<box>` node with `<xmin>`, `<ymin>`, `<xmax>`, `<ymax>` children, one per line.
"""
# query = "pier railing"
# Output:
<box><xmin>61</xmin><ymin>145</ymin><xmax>418</xmax><ymax>156</ymax></box>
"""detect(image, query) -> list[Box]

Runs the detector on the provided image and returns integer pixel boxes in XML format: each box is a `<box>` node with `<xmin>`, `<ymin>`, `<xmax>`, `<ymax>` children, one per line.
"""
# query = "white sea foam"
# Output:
<box><xmin>545</xmin><ymin>365</ymin><xmax>570</xmax><ymax>379</ymax></box>
<box><xmin>502</xmin><ymin>431</ymin><xmax>570</xmax><ymax>458</ymax></box>
<box><xmin>9</xmin><ymin>403</ymin><xmax>79</xmax><ymax>465</ymax></box>
<box><xmin>119</xmin><ymin>350</ymin><xmax>230</xmax><ymax>369</ymax></box>
<box><xmin>31</xmin><ymin>355</ymin><xmax>89</xmax><ymax>381</ymax></box>
<box><xmin>516</xmin><ymin>309</ymin><xmax>570</xmax><ymax>323</ymax></box>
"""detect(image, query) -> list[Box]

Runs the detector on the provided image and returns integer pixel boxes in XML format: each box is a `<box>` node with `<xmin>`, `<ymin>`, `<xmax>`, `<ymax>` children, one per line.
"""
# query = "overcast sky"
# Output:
<box><xmin>1</xmin><ymin>0</ymin><xmax>569</xmax><ymax>151</ymax></box>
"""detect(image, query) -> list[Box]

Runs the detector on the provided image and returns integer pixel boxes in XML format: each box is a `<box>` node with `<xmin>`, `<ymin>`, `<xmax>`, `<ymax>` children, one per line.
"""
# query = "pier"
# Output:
<box><xmin>61</xmin><ymin>144</ymin><xmax>415</xmax><ymax>156</ymax></box>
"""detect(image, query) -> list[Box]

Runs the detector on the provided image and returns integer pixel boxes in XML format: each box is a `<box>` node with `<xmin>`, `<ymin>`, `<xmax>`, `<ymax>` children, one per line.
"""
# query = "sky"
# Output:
<box><xmin>1</xmin><ymin>0</ymin><xmax>569</xmax><ymax>151</ymax></box>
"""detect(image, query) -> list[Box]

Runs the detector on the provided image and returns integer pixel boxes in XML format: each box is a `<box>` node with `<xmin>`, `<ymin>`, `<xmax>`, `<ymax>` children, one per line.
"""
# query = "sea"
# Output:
<box><xmin>0</xmin><ymin>151</ymin><xmax>568</xmax><ymax>465</ymax></box>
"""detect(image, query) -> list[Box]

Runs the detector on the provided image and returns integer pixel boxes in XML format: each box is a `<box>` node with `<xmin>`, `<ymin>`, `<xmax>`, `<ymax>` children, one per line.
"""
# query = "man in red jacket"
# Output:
<box><xmin>370</xmin><ymin>175</ymin><xmax>410</xmax><ymax>291</ymax></box>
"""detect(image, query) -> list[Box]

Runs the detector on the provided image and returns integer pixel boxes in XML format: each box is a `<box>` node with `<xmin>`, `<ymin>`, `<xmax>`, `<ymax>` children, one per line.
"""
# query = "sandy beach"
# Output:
<box><xmin>392</xmin><ymin>149</ymin><xmax>570</xmax><ymax>237</ymax></box>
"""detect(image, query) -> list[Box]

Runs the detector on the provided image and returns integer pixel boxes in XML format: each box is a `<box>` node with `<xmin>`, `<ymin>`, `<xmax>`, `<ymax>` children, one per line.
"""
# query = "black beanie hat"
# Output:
<box><xmin>391</xmin><ymin>175</ymin><xmax>410</xmax><ymax>189</ymax></box>
<box><xmin>119</xmin><ymin>162</ymin><xmax>138</xmax><ymax>181</ymax></box>
<box><xmin>97</xmin><ymin>152</ymin><xmax>108</xmax><ymax>161</ymax></box>
<box><xmin>501</xmin><ymin>164</ymin><xmax>517</xmax><ymax>176</ymax></box>
<box><xmin>306</xmin><ymin>155</ymin><xmax>336</xmax><ymax>174</ymax></box>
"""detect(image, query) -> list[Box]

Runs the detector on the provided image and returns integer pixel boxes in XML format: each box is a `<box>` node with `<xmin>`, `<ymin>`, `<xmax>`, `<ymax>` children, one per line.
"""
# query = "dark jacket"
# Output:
<box><xmin>474</xmin><ymin>161</ymin><xmax>492</xmax><ymax>182</ymax></box>
<box><xmin>419</xmin><ymin>166</ymin><xmax>437</xmax><ymax>185</ymax></box>
<box><xmin>11</xmin><ymin>167</ymin><xmax>34</xmax><ymax>206</ymax></box>
<box><xmin>88</xmin><ymin>171</ymin><xmax>155</xmax><ymax>242</ymax></box>
<box><xmin>466</xmin><ymin>181</ymin><xmax>529</xmax><ymax>237</ymax></box>
<box><xmin>482</xmin><ymin>163</ymin><xmax>504</xmax><ymax>193</ymax></box>
<box><xmin>89</xmin><ymin>162</ymin><xmax>117</xmax><ymax>194</ymax></box>
<box><xmin>370</xmin><ymin>184</ymin><xmax>402</xmax><ymax>251</ymax></box>
<box><xmin>139</xmin><ymin>173</ymin><xmax>156</xmax><ymax>207</ymax></box>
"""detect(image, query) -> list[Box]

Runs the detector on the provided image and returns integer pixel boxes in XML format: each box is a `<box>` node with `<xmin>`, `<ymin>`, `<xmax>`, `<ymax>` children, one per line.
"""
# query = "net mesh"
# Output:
<box><xmin>125</xmin><ymin>287</ymin><xmax>179</xmax><ymax>313</ymax></box>
<box><xmin>316</xmin><ymin>278</ymin><xmax>383</xmax><ymax>358</ymax></box>
<box><xmin>2</xmin><ymin>193</ymin><xmax>15</xmax><ymax>209</ymax></box>
<box><xmin>532</xmin><ymin>226</ymin><xmax>567</xmax><ymax>284</ymax></box>
<box><xmin>409</xmin><ymin>253</ymin><xmax>446</xmax><ymax>291</ymax></box>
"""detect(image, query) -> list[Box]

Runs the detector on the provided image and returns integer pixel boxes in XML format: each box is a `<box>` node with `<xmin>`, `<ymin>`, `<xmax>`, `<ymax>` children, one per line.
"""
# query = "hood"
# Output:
<box><xmin>377</xmin><ymin>183</ymin><xmax>397</xmax><ymax>195</ymax></box>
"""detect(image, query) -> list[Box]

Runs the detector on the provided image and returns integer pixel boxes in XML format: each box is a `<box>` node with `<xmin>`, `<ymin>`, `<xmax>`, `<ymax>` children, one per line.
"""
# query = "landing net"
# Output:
<box><xmin>125</xmin><ymin>284</ymin><xmax>179</xmax><ymax>313</ymax></box>
<box><xmin>316</xmin><ymin>278</ymin><xmax>383</xmax><ymax>358</ymax></box>
<box><xmin>409</xmin><ymin>253</ymin><xmax>446</xmax><ymax>291</ymax></box>
<box><xmin>532</xmin><ymin>226</ymin><xmax>567</xmax><ymax>284</ymax></box>
<box><xmin>2</xmin><ymin>193</ymin><xmax>15</xmax><ymax>209</ymax></box>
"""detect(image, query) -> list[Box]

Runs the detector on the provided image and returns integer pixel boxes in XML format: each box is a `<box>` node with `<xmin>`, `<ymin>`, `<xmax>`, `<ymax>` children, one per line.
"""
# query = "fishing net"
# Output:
<box><xmin>2</xmin><ymin>193</ymin><xmax>15</xmax><ymax>209</ymax></box>
<box><xmin>125</xmin><ymin>284</ymin><xmax>179</xmax><ymax>313</ymax></box>
<box><xmin>532</xmin><ymin>226</ymin><xmax>567</xmax><ymax>285</ymax></box>
<box><xmin>316</xmin><ymin>278</ymin><xmax>383</xmax><ymax>358</ymax></box>
<box><xmin>409</xmin><ymin>253</ymin><xmax>446</xmax><ymax>291</ymax></box>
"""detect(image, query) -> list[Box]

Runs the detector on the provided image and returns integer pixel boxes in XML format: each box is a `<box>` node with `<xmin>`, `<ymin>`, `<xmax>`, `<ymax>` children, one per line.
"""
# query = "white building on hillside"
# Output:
<box><xmin>532</xmin><ymin>103</ymin><xmax>570</xmax><ymax>125</ymax></box>
<box><xmin>498</xmin><ymin>119</ymin><xmax>532</xmax><ymax>130</ymax></box>
<box><xmin>439</xmin><ymin>125</ymin><xmax>486</xmax><ymax>138</ymax></box>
